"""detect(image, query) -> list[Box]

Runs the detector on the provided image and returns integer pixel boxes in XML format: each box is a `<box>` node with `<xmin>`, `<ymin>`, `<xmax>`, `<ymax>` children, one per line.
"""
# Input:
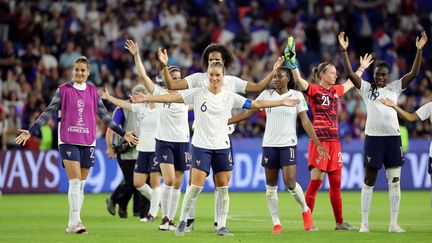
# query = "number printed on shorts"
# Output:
<box><xmin>321</xmin><ymin>95</ymin><xmax>330</xmax><ymax>106</ymax></box>
<box><xmin>338</xmin><ymin>152</ymin><xmax>342</xmax><ymax>164</ymax></box>
<box><xmin>200</xmin><ymin>101</ymin><xmax>207</xmax><ymax>112</ymax></box>
<box><xmin>290</xmin><ymin>147</ymin><xmax>295</xmax><ymax>159</ymax></box>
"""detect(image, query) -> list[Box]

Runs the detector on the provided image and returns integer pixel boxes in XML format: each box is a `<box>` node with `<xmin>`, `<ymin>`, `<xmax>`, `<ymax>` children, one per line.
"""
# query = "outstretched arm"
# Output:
<box><xmin>130</xmin><ymin>91</ymin><xmax>184</xmax><ymax>104</ymax></box>
<box><xmin>250</xmin><ymin>96</ymin><xmax>300</xmax><ymax>109</ymax></box>
<box><xmin>245</xmin><ymin>56</ymin><xmax>285</xmax><ymax>92</ymax></box>
<box><xmin>158</xmin><ymin>48</ymin><xmax>189</xmax><ymax>90</ymax></box>
<box><xmin>380</xmin><ymin>98</ymin><xmax>420</xmax><ymax>122</ymax></box>
<box><xmin>299</xmin><ymin>111</ymin><xmax>329</xmax><ymax>160</ymax></box>
<box><xmin>400</xmin><ymin>31</ymin><xmax>427</xmax><ymax>89</ymax></box>
<box><xmin>342</xmin><ymin>53</ymin><xmax>374</xmax><ymax>94</ymax></box>
<box><xmin>339</xmin><ymin>32</ymin><xmax>362</xmax><ymax>89</ymax></box>
<box><xmin>228</xmin><ymin>109</ymin><xmax>258</xmax><ymax>125</ymax></box>
<box><xmin>125</xmin><ymin>40</ymin><xmax>155</xmax><ymax>94</ymax></box>
<box><xmin>99</xmin><ymin>87</ymin><xmax>132</xmax><ymax>111</ymax></box>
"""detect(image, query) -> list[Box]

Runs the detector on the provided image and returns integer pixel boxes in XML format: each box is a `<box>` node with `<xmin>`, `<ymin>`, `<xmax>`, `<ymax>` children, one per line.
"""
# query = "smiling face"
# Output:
<box><xmin>72</xmin><ymin>61</ymin><xmax>90</xmax><ymax>84</ymax></box>
<box><xmin>207</xmin><ymin>65</ymin><xmax>224</xmax><ymax>89</ymax></box>
<box><xmin>373</xmin><ymin>66</ymin><xmax>390</xmax><ymax>87</ymax></box>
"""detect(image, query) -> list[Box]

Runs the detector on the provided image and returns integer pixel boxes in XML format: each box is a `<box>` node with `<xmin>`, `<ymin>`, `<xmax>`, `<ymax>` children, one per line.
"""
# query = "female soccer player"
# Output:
<box><xmin>125</xmin><ymin>40</ymin><xmax>190</xmax><ymax>230</ymax></box>
<box><xmin>15</xmin><ymin>56</ymin><xmax>138</xmax><ymax>234</ymax></box>
<box><xmin>228</xmin><ymin>66</ymin><xmax>329</xmax><ymax>233</ymax></box>
<box><xmin>131</xmin><ymin>61</ymin><xmax>300</xmax><ymax>237</ymax></box>
<box><xmin>340</xmin><ymin>31</ymin><xmax>427</xmax><ymax>233</ymax></box>
<box><xmin>284</xmin><ymin>36</ymin><xmax>373</xmax><ymax>230</ymax></box>
<box><xmin>100</xmin><ymin>85</ymin><xmax>161</xmax><ymax>223</ymax></box>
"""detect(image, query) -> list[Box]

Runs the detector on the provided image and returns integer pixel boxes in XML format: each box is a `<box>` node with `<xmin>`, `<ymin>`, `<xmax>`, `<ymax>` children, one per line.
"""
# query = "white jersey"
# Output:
<box><xmin>153</xmin><ymin>85</ymin><xmax>190</xmax><ymax>142</ymax></box>
<box><xmin>185</xmin><ymin>72</ymin><xmax>248</xmax><ymax>134</ymax></box>
<box><xmin>359</xmin><ymin>79</ymin><xmax>403</xmax><ymax>136</ymax></box>
<box><xmin>256</xmin><ymin>89</ymin><xmax>308</xmax><ymax>147</ymax></box>
<box><xmin>415</xmin><ymin>102</ymin><xmax>432</xmax><ymax>157</ymax></box>
<box><xmin>181</xmin><ymin>87</ymin><xmax>246</xmax><ymax>149</ymax></box>
<box><xmin>131</xmin><ymin>103</ymin><xmax>159</xmax><ymax>152</ymax></box>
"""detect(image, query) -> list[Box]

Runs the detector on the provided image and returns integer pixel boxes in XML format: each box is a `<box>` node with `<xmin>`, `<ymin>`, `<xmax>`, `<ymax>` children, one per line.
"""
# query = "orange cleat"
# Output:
<box><xmin>272</xmin><ymin>224</ymin><xmax>282</xmax><ymax>234</ymax></box>
<box><xmin>302</xmin><ymin>209</ymin><xmax>314</xmax><ymax>231</ymax></box>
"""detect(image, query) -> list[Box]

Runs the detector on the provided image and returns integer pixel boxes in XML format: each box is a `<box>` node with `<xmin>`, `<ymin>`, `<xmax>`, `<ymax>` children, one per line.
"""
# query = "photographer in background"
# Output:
<box><xmin>105</xmin><ymin>85</ymin><xmax>150</xmax><ymax>219</ymax></box>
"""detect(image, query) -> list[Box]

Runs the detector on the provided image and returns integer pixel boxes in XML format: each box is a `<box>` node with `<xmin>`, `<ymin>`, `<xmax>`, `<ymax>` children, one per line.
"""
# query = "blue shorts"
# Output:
<box><xmin>364</xmin><ymin>135</ymin><xmax>405</xmax><ymax>169</ymax></box>
<box><xmin>135</xmin><ymin>151</ymin><xmax>160</xmax><ymax>173</ymax></box>
<box><xmin>191</xmin><ymin>145</ymin><xmax>233</xmax><ymax>175</ymax></box>
<box><xmin>155</xmin><ymin>139</ymin><xmax>190</xmax><ymax>171</ymax></box>
<box><xmin>262</xmin><ymin>146</ymin><xmax>297</xmax><ymax>169</ymax></box>
<box><xmin>59</xmin><ymin>144</ymin><xmax>95</xmax><ymax>168</ymax></box>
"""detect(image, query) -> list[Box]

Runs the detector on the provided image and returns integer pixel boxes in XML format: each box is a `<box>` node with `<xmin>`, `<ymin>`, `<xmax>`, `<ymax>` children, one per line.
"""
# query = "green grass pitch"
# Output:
<box><xmin>1</xmin><ymin>191</ymin><xmax>431</xmax><ymax>242</ymax></box>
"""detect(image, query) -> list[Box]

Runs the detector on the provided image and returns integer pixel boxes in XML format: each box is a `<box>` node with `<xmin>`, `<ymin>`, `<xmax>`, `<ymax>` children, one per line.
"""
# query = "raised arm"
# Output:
<box><xmin>228</xmin><ymin>109</ymin><xmax>258</xmax><ymax>125</ymax></box>
<box><xmin>245</xmin><ymin>56</ymin><xmax>285</xmax><ymax>92</ymax></box>
<box><xmin>99</xmin><ymin>87</ymin><xmax>132</xmax><ymax>111</ymax></box>
<box><xmin>400</xmin><ymin>31</ymin><xmax>427</xmax><ymax>89</ymax></box>
<box><xmin>342</xmin><ymin>53</ymin><xmax>374</xmax><ymax>94</ymax></box>
<box><xmin>283</xmin><ymin>37</ymin><xmax>309</xmax><ymax>91</ymax></box>
<box><xmin>158</xmin><ymin>48</ymin><xmax>188</xmax><ymax>90</ymax></box>
<box><xmin>339</xmin><ymin>32</ymin><xmax>362</xmax><ymax>89</ymax></box>
<box><xmin>125</xmin><ymin>40</ymin><xmax>155</xmax><ymax>94</ymax></box>
<box><xmin>380</xmin><ymin>98</ymin><xmax>420</xmax><ymax>122</ymax></box>
<box><xmin>298</xmin><ymin>111</ymin><xmax>329</xmax><ymax>160</ymax></box>
<box><xmin>130</xmin><ymin>91</ymin><xmax>184</xmax><ymax>104</ymax></box>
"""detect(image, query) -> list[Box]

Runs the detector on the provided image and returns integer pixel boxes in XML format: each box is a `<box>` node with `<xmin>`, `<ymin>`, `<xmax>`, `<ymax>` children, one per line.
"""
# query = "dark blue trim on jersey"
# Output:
<box><xmin>242</xmin><ymin>99</ymin><xmax>252</xmax><ymax>109</ymax></box>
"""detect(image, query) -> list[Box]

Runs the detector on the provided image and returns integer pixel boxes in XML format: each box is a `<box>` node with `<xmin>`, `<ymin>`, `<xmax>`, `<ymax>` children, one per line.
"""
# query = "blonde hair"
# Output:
<box><xmin>207</xmin><ymin>61</ymin><xmax>225</xmax><ymax>74</ymax></box>
<box><xmin>74</xmin><ymin>56</ymin><xmax>90</xmax><ymax>70</ymax></box>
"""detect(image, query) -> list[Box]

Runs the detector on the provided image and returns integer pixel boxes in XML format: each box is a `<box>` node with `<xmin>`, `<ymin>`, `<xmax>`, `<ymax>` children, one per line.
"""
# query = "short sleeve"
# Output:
<box><xmin>184</xmin><ymin>73</ymin><xmax>203</xmax><ymax>89</ymax></box>
<box><xmin>181</xmin><ymin>88</ymin><xmax>200</xmax><ymax>106</ymax></box>
<box><xmin>296</xmin><ymin>92</ymin><xmax>308</xmax><ymax>114</ymax></box>
<box><xmin>359</xmin><ymin>79</ymin><xmax>371</xmax><ymax>94</ymax></box>
<box><xmin>230</xmin><ymin>76</ymin><xmax>248</xmax><ymax>94</ymax></box>
<box><xmin>131</xmin><ymin>103</ymin><xmax>146</xmax><ymax>113</ymax></box>
<box><xmin>231</xmin><ymin>93</ymin><xmax>247</xmax><ymax>109</ymax></box>
<box><xmin>306</xmin><ymin>83</ymin><xmax>319</xmax><ymax>97</ymax></box>
<box><xmin>333</xmin><ymin>84</ymin><xmax>344</xmax><ymax>97</ymax></box>
<box><xmin>152</xmin><ymin>85</ymin><xmax>167</xmax><ymax>96</ymax></box>
<box><xmin>388</xmin><ymin>79</ymin><xmax>403</xmax><ymax>95</ymax></box>
<box><xmin>415</xmin><ymin>102</ymin><xmax>432</xmax><ymax>121</ymax></box>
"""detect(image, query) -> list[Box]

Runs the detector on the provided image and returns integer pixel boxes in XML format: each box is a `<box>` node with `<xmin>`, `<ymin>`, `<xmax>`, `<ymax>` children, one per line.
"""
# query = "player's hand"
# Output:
<box><xmin>416</xmin><ymin>31</ymin><xmax>428</xmax><ymax>50</ymax></box>
<box><xmin>157</xmin><ymin>48</ymin><xmax>168</xmax><ymax>66</ymax></box>
<box><xmin>106</xmin><ymin>146</ymin><xmax>116</xmax><ymax>159</ymax></box>
<box><xmin>284</xmin><ymin>36</ymin><xmax>298</xmax><ymax>69</ymax></box>
<box><xmin>99</xmin><ymin>87</ymin><xmax>111</xmax><ymax>100</ymax></box>
<box><xmin>125</xmin><ymin>39</ymin><xmax>139</xmax><ymax>56</ymax></box>
<box><xmin>282</xmin><ymin>95</ymin><xmax>300</xmax><ymax>107</ymax></box>
<box><xmin>124</xmin><ymin>131</ymin><xmax>138</xmax><ymax>146</ymax></box>
<box><xmin>15</xmin><ymin>129</ymin><xmax>31</xmax><ymax>146</ymax></box>
<box><xmin>273</xmin><ymin>56</ymin><xmax>285</xmax><ymax>71</ymax></box>
<box><xmin>317</xmin><ymin>145</ymin><xmax>330</xmax><ymax>161</ymax></box>
<box><xmin>338</xmin><ymin>32</ymin><xmax>349</xmax><ymax>51</ymax></box>
<box><xmin>380</xmin><ymin>98</ymin><xmax>396</xmax><ymax>108</ymax></box>
<box><xmin>130</xmin><ymin>91</ymin><xmax>149</xmax><ymax>103</ymax></box>
<box><xmin>359</xmin><ymin>53</ymin><xmax>374</xmax><ymax>70</ymax></box>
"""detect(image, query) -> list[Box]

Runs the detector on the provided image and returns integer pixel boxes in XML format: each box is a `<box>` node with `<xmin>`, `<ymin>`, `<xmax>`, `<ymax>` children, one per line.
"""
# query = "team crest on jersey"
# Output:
<box><xmin>367</xmin><ymin>156</ymin><xmax>372</xmax><ymax>163</ymax></box>
<box><xmin>163</xmin><ymin>155</ymin><xmax>168</xmax><ymax>161</ymax></box>
<box><xmin>195</xmin><ymin>160</ymin><xmax>201</xmax><ymax>166</ymax></box>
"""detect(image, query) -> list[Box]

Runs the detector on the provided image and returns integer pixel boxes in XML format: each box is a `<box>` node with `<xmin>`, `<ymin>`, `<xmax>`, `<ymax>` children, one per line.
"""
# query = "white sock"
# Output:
<box><xmin>288</xmin><ymin>182</ymin><xmax>309</xmax><ymax>212</ymax></box>
<box><xmin>186</xmin><ymin>184</ymin><xmax>196</xmax><ymax>220</ymax></box>
<box><xmin>149</xmin><ymin>186</ymin><xmax>161</xmax><ymax>217</ymax></box>
<box><xmin>361</xmin><ymin>183</ymin><xmax>374</xmax><ymax>226</ymax></box>
<box><xmin>214</xmin><ymin>188</ymin><xmax>219</xmax><ymax>224</ymax></box>
<box><xmin>137</xmin><ymin>184</ymin><xmax>152</xmax><ymax>200</ymax></box>
<box><xmin>179</xmin><ymin>184</ymin><xmax>202</xmax><ymax>222</ymax></box>
<box><xmin>161</xmin><ymin>184</ymin><xmax>173</xmax><ymax>218</ymax></box>
<box><xmin>266</xmin><ymin>185</ymin><xmax>280</xmax><ymax>226</ymax></box>
<box><xmin>68</xmin><ymin>179</ymin><xmax>81</xmax><ymax>227</ymax></box>
<box><xmin>216</xmin><ymin>186</ymin><xmax>229</xmax><ymax>229</ymax></box>
<box><xmin>386</xmin><ymin>167</ymin><xmax>401</xmax><ymax>226</ymax></box>
<box><xmin>78</xmin><ymin>180</ymin><xmax>86</xmax><ymax>222</ymax></box>
<box><xmin>168</xmin><ymin>188</ymin><xmax>181</xmax><ymax>220</ymax></box>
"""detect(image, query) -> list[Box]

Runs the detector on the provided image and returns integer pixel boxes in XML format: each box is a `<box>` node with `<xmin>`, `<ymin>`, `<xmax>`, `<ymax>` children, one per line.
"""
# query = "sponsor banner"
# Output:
<box><xmin>1</xmin><ymin>138</ymin><xmax>430</xmax><ymax>193</ymax></box>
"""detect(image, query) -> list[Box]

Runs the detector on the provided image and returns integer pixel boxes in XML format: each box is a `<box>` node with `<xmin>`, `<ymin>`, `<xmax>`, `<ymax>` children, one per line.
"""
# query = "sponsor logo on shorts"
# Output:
<box><xmin>66</xmin><ymin>151</ymin><xmax>71</xmax><ymax>157</ymax></box>
<box><xmin>264</xmin><ymin>157</ymin><xmax>269</xmax><ymax>164</ymax></box>
<box><xmin>195</xmin><ymin>160</ymin><xmax>201</xmax><ymax>166</ymax></box>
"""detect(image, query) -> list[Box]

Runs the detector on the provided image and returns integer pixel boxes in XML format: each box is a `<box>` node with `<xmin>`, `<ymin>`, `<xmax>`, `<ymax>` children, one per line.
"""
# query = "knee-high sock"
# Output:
<box><xmin>214</xmin><ymin>188</ymin><xmax>219</xmax><ymax>223</ymax></box>
<box><xmin>149</xmin><ymin>186</ymin><xmax>161</xmax><ymax>217</ymax></box>
<box><xmin>136</xmin><ymin>184</ymin><xmax>152</xmax><ymax>200</ymax></box>
<box><xmin>186</xmin><ymin>184</ymin><xmax>196</xmax><ymax>219</ymax></box>
<box><xmin>179</xmin><ymin>185</ymin><xmax>202</xmax><ymax>222</ymax></box>
<box><xmin>68</xmin><ymin>179</ymin><xmax>81</xmax><ymax>227</ymax></box>
<box><xmin>168</xmin><ymin>188</ymin><xmax>181</xmax><ymax>220</ymax></box>
<box><xmin>288</xmin><ymin>182</ymin><xmax>309</xmax><ymax>212</ymax></box>
<box><xmin>216</xmin><ymin>186</ymin><xmax>229</xmax><ymax>228</ymax></box>
<box><xmin>266</xmin><ymin>185</ymin><xmax>280</xmax><ymax>226</ymax></box>
<box><xmin>386</xmin><ymin>167</ymin><xmax>401</xmax><ymax>226</ymax></box>
<box><xmin>328</xmin><ymin>169</ymin><xmax>343</xmax><ymax>224</ymax></box>
<box><xmin>305</xmin><ymin>179</ymin><xmax>322</xmax><ymax>212</ymax></box>
<box><xmin>161</xmin><ymin>184</ymin><xmax>173</xmax><ymax>218</ymax></box>
<box><xmin>78</xmin><ymin>180</ymin><xmax>86</xmax><ymax>222</ymax></box>
<box><xmin>361</xmin><ymin>183</ymin><xmax>374</xmax><ymax>226</ymax></box>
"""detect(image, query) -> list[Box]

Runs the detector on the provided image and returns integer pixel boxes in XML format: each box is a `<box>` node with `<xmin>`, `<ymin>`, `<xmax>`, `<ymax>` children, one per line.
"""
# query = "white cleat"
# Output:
<box><xmin>359</xmin><ymin>224</ymin><xmax>369</xmax><ymax>233</ymax></box>
<box><xmin>389</xmin><ymin>224</ymin><xmax>406</xmax><ymax>233</ymax></box>
<box><xmin>185</xmin><ymin>219</ymin><xmax>194</xmax><ymax>233</ymax></box>
<box><xmin>66</xmin><ymin>222</ymin><xmax>86</xmax><ymax>234</ymax></box>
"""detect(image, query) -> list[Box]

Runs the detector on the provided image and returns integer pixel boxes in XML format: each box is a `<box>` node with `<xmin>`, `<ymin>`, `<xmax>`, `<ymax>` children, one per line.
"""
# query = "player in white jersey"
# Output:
<box><xmin>339</xmin><ymin>31</ymin><xmax>428</xmax><ymax>233</ymax></box>
<box><xmin>228</xmin><ymin>67</ymin><xmax>329</xmax><ymax>233</ymax></box>
<box><xmin>125</xmin><ymin>40</ymin><xmax>190</xmax><ymax>230</ymax></box>
<box><xmin>381</xmin><ymin>99</ymin><xmax>432</xmax><ymax>205</ymax></box>
<box><xmin>100</xmin><ymin>85</ymin><xmax>162</xmax><ymax>223</ymax></box>
<box><xmin>158</xmin><ymin>43</ymin><xmax>285</xmax><ymax>231</ymax></box>
<box><xmin>131</xmin><ymin>61</ymin><xmax>300</xmax><ymax>237</ymax></box>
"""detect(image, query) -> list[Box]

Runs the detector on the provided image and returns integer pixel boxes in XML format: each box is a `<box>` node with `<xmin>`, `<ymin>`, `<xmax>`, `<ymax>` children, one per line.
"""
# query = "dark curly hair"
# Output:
<box><xmin>201</xmin><ymin>43</ymin><xmax>235</xmax><ymax>70</ymax></box>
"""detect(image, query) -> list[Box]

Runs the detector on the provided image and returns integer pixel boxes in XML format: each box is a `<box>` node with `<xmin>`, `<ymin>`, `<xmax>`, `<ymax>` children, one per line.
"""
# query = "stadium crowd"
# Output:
<box><xmin>1</xmin><ymin>0</ymin><xmax>432</xmax><ymax>151</ymax></box>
